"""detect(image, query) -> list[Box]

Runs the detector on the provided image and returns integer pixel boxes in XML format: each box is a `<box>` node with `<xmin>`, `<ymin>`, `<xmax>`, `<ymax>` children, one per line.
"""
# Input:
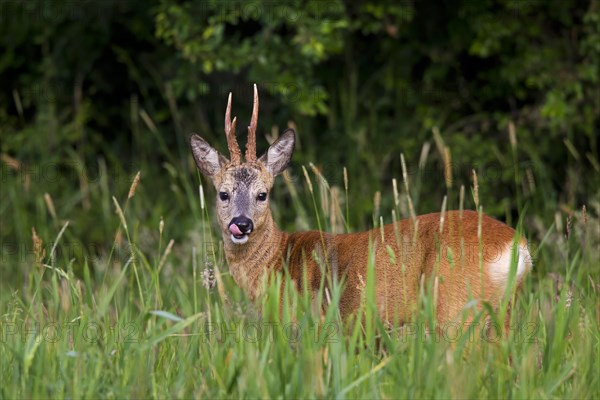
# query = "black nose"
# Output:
<box><xmin>231</xmin><ymin>216</ymin><xmax>254</xmax><ymax>234</ymax></box>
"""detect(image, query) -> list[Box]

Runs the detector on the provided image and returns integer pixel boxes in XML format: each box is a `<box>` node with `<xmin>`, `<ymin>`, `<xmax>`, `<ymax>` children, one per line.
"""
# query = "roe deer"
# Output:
<box><xmin>189</xmin><ymin>85</ymin><xmax>532</xmax><ymax>325</ymax></box>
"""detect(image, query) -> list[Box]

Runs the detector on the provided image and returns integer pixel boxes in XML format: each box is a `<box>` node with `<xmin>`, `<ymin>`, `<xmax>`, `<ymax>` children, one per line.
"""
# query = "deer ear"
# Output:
<box><xmin>189</xmin><ymin>134</ymin><xmax>228</xmax><ymax>177</ymax></box>
<box><xmin>259</xmin><ymin>129</ymin><xmax>295</xmax><ymax>176</ymax></box>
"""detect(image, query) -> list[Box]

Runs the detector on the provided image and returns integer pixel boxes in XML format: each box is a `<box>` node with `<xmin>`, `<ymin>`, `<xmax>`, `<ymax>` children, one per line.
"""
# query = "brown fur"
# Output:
<box><xmin>223</xmin><ymin>209</ymin><xmax>530</xmax><ymax>324</ymax></box>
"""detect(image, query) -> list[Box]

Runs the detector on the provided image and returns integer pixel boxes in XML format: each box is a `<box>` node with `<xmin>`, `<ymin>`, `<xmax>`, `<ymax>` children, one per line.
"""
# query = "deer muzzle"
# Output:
<box><xmin>228</xmin><ymin>216</ymin><xmax>254</xmax><ymax>244</ymax></box>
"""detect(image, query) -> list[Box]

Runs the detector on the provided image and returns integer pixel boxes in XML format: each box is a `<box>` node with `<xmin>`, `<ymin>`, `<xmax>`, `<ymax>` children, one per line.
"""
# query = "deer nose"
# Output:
<box><xmin>230</xmin><ymin>217</ymin><xmax>253</xmax><ymax>234</ymax></box>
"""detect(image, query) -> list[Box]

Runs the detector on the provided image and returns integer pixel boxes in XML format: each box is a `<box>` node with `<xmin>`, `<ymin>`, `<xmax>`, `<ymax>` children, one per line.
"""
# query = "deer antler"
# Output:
<box><xmin>225</xmin><ymin>92</ymin><xmax>241</xmax><ymax>164</ymax></box>
<box><xmin>245</xmin><ymin>84</ymin><xmax>258</xmax><ymax>162</ymax></box>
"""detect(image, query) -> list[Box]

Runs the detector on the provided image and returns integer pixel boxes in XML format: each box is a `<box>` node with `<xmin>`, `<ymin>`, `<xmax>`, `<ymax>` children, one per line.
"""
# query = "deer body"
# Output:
<box><xmin>224</xmin><ymin>209</ymin><xmax>530</xmax><ymax>324</ymax></box>
<box><xmin>190</xmin><ymin>85</ymin><xmax>532</xmax><ymax>324</ymax></box>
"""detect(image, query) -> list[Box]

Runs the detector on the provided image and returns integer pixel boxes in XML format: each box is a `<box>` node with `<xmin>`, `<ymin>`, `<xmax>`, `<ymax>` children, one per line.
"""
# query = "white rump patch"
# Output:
<box><xmin>487</xmin><ymin>243</ymin><xmax>533</xmax><ymax>289</ymax></box>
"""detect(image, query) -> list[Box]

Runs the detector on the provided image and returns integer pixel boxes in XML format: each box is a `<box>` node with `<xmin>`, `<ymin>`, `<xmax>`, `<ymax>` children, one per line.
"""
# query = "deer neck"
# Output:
<box><xmin>223</xmin><ymin>212</ymin><xmax>287</xmax><ymax>299</ymax></box>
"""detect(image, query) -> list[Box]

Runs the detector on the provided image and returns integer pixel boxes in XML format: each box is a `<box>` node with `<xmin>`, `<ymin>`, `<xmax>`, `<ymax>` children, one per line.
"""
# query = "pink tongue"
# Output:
<box><xmin>229</xmin><ymin>224</ymin><xmax>243</xmax><ymax>236</ymax></box>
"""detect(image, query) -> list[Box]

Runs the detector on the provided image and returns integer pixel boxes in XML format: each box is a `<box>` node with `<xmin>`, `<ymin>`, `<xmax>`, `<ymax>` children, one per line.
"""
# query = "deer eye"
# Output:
<box><xmin>257</xmin><ymin>192</ymin><xmax>267</xmax><ymax>202</ymax></box>
<box><xmin>219</xmin><ymin>192</ymin><xmax>229</xmax><ymax>201</ymax></box>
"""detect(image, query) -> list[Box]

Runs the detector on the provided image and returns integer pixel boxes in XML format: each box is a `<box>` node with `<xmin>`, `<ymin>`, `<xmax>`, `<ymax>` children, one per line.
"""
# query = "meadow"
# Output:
<box><xmin>1</xmin><ymin>132</ymin><xmax>598</xmax><ymax>398</ymax></box>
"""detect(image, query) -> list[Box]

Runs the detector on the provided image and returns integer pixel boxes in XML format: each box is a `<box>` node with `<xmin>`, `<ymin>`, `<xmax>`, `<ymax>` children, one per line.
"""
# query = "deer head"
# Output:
<box><xmin>190</xmin><ymin>84</ymin><xmax>295</xmax><ymax>245</ymax></box>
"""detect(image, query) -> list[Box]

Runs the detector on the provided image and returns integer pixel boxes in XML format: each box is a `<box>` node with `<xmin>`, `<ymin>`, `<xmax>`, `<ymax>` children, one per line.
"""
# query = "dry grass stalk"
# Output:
<box><xmin>526</xmin><ymin>168</ymin><xmax>536</xmax><ymax>193</ymax></box>
<box><xmin>158</xmin><ymin>239</ymin><xmax>175</xmax><ymax>272</ymax></box>
<box><xmin>508</xmin><ymin>120</ymin><xmax>517</xmax><ymax>150</ymax></box>
<box><xmin>400</xmin><ymin>153</ymin><xmax>417</xmax><ymax>222</ymax></box>
<box><xmin>202</xmin><ymin>262</ymin><xmax>216</xmax><ymax>290</ymax></box>
<box><xmin>392</xmin><ymin>178</ymin><xmax>400</xmax><ymax>209</ymax></box>
<box><xmin>212</xmin><ymin>261</ymin><xmax>230</xmax><ymax>304</ymax></box>
<box><xmin>44</xmin><ymin>193</ymin><xmax>57</xmax><ymax>220</ymax></box>
<box><xmin>432</xmin><ymin>127</ymin><xmax>452</xmax><ymax>189</ymax></box>
<box><xmin>2</xmin><ymin>154</ymin><xmax>29</xmax><ymax>192</ymax></box>
<box><xmin>310</xmin><ymin>163</ymin><xmax>330</xmax><ymax>217</ymax></box>
<box><xmin>128</xmin><ymin>171</ymin><xmax>141</xmax><ymax>199</ymax></box>
<box><xmin>325</xmin><ymin>287</ymin><xmax>332</xmax><ymax>306</ymax></box>
<box><xmin>400</xmin><ymin>153</ymin><xmax>410</xmax><ymax>192</ymax></box>
<box><xmin>406</xmin><ymin>191</ymin><xmax>416</xmax><ymax>222</ymax></box>
<box><xmin>265</xmin><ymin>125</ymin><xmax>278</xmax><ymax>145</ymax></box>
<box><xmin>374</xmin><ymin>191</ymin><xmax>381</xmax><ymax>220</ymax></box>
<box><xmin>140</xmin><ymin>109</ymin><xmax>158</xmax><ymax>134</ymax></box>
<box><xmin>472</xmin><ymin>169</ymin><xmax>479</xmax><ymax>208</ymax></box>
<box><xmin>199</xmin><ymin>184</ymin><xmax>205</xmax><ymax>210</ymax></box>
<box><xmin>586</xmin><ymin>152</ymin><xmax>600</xmax><ymax>172</ymax></box>
<box><xmin>60</xmin><ymin>279</ymin><xmax>71</xmax><ymax>312</ymax></box>
<box><xmin>287</xmin><ymin>120</ymin><xmax>297</xmax><ymax>134</ymax></box>
<box><xmin>432</xmin><ymin>126</ymin><xmax>445</xmax><ymax>157</ymax></box>
<box><xmin>114</xmin><ymin>229</ymin><xmax>124</xmax><ymax>246</ymax></box>
<box><xmin>112</xmin><ymin>196</ymin><xmax>128</xmax><ymax>231</ymax></box>
<box><xmin>32</xmin><ymin>227</ymin><xmax>45</xmax><ymax>267</ymax></box>
<box><xmin>343</xmin><ymin>167</ymin><xmax>348</xmax><ymax>192</ymax></box>
<box><xmin>411</xmin><ymin>219</ymin><xmax>420</xmax><ymax>246</ymax></box>
<box><xmin>439</xmin><ymin>195</ymin><xmax>447</xmax><ymax>234</ymax></box>
<box><xmin>329</xmin><ymin>186</ymin><xmax>343</xmax><ymax>234</ymax></box>
<box><xmin>555</xmin><ymin>211</ymin><xmax>563</xmax><ymax>236</ymax></box>
<box><xmin>12</xmin><ymin>89</ymin><xmax>23</xmax><ymax>121</ymax></box>
<box><xmin>563</xmin><ymin>138</ymin><xmax>580</xmax><ymax>160</ymax></box>
<box><xmin>309</xmin><ymin>162</ymin><xmax>329</xmax><ymax>188</ymax></box>
<box><xmin>1</xmin><ymin>153</ymin><xmax>21</xmax><ymax>170</ymax></box>
<box><xmin>78</xmin><ymin>166</ymin><xmax>91</xmax><ymax>210</ymax></box>
<box><xmin>418</xmin><ymin>142</ymin><xmax>431</xmax><ymax>171</ymax></box>
<box><xmin>444</xmin><ymin>146</ymin><xmax>452</xmax><ymax>189</ymax></box>
<box><xmin>302</xmin><ymin>166</ymin><xmax>314</xmax><ymax>193</ymax></box>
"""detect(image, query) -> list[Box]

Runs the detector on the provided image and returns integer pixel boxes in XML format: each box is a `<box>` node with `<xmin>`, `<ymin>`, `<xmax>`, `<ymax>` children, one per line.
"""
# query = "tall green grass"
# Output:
<box><xmin>1</xmin><ymin>134</ymin><xmax>599</xmax><ymax>398</ymax></box>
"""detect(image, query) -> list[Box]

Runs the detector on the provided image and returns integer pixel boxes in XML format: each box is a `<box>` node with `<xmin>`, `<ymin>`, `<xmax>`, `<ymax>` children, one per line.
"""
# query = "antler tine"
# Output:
<box><xmin>224</xmin><ymin>92</ymin><xmax>241</xmax><ymax>164</ymax></box>
<box><xmin>245</xmin><ymin>83</ymin><xmax>259</xmax><ymax>162</ymax></box>
<box><xmin>224</xmin><ymin>92</ymin><xmax>232</xmax><ymax>134</ymax></box>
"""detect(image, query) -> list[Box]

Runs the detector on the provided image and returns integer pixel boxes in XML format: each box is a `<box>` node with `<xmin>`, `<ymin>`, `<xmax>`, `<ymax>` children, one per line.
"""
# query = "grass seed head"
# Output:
<box><xmin>199</xmin><ymin>184</ymin><xmax>205</xmax><ymax>210</ymax></box>
<box><xmin>400</xmin><ymin>153</ymin><xmax>409</xmax><ymax>191</ymax></box>
<box><xmin>472</xmin><ymin>169</ymin><xmax>479</xmax><ymax>208</ymax></box>
<box><xmin>444</xmin><ymin>146</ymin><xmax>452</xmax><ymax>189</ymax></box>
<box><xmin>508</xmin><ymin>120</ymin><xmax>517</xmax><ymax>150</ymax></box>
<box><xmin>419</xmin><ymin>142</ymin><xmax>431</xmax><ymax>171</ymax></box>
<box><xmin>343</xmin><ymin>167</ymin><xmax>348</xmax><ymax>192</ymax></box>
<box><xmin>128</xmin><ymin>171</ymin><xmax>141</xmax><ymax>199</ymax></box>
<box><xmin>31</xmin><ymin>227</ymin><xmax>45</xmax><ymax>267</ymax></box>
<box><xmin>202</xmin><ymin>262</ymin><xmax>216</xmax><ymax>290</ymax></box>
